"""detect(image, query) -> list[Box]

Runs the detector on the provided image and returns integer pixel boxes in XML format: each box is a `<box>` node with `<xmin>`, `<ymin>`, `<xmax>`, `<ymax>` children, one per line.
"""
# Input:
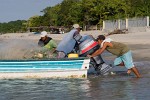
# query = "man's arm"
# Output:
<box><xmin>89</xmin><ymin>42</ymin><xmax>109</xmax><ymax>57</ymax></box>
<box><xmin>73</xmin><ymin>31</ymin><xmax>82</xmax><ymax>42</ymax></box>
<box><xmin>51</xmin><ymin>48</ymin><xmax>56</xmax><ymax>53</ymax></box>
<box><xmin>51</xmin><ymin>40</ymin><xmax>57</xmax><ymax>53</ymax></box>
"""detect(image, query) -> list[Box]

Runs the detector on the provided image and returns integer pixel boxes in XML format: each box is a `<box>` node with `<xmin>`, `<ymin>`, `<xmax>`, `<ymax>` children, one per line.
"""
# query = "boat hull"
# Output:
<box><xmin>0</xmin><ymin>58</ymin><xmax>90</xmax><ymax>79</ymax></box>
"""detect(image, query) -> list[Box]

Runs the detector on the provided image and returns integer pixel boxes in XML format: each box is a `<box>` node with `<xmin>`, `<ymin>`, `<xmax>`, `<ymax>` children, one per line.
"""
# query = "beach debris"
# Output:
<box><xmin>106</xmin><ymin>29</ymin><xmax>128</xmax><ymax>36</ymax></box>
<box><xmin>28</xmin><ymin>49</ymin><xmax>55</xmax><ymax>59</ymax></box>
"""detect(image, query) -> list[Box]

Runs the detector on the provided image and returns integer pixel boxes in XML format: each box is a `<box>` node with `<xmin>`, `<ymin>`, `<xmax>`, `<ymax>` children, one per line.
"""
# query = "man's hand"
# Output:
<box><xmin>87</xmin><ymin>55</ymin><xmax>92</xmax><ymax>58</ymax></box>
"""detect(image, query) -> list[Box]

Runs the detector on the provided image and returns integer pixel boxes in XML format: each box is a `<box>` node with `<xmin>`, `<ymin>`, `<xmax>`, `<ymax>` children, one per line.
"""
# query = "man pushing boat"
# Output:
<box><xmin>56</xmin><ymin>24</ymin><xmax>112</xmax><ymax>75</ymax></box>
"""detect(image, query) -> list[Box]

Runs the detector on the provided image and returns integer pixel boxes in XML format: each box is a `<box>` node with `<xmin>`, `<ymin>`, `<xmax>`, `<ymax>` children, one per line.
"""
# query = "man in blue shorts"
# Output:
<box><xmin>88</xmin><ymin>35</ymin><xmax>141</xmax><ymax>78</ymax></box>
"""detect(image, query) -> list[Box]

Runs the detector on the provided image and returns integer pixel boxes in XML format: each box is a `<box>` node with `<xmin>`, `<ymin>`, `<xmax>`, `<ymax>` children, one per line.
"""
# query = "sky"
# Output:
<box><xmin>0</xmin><ymin>0</ymin><xmax>63</xmax><ymax>23</ymax></box>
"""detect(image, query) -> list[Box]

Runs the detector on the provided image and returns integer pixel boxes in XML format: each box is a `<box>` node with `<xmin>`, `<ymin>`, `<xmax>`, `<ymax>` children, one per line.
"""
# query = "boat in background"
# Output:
<box><xmin>0</xmin><ymin>58</ymin><xmax>90</xmax><ymax>79</ymax></box>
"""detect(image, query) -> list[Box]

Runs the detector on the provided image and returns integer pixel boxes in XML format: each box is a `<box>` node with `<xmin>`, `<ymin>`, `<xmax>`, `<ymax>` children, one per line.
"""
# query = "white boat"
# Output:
<box><xmin>0</xmin><ymin>58</ymin><xmax>90</xmax><ymax>79</ymax></box>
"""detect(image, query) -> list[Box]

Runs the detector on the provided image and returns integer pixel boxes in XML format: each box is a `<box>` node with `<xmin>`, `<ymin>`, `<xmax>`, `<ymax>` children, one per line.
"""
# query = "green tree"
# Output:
<box><xmin>0</xmin><ymin>20</ymin><xmax>26</xmax><ymax>33</ymax></box>
<box><xmin>41</xmin><ymin>4</ymin><xmax>61</xmax><ymax>26</ymax></box>
<box><xmin>57</xmin><ymin>0</ymin><xmax>81</xmax><ymax>26</ymax></box>
<box><xmin>28</xmin><ymin>15</ymin><xmax>42</xmax><ymax>27</ymax></box>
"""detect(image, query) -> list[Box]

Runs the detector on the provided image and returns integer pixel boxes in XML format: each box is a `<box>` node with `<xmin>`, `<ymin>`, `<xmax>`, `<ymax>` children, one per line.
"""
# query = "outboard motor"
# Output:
<box><xmin>76</xmin><ymin>35</ymin><xmax>112</xmax><ymax>75</ymax></box>
<box><xmin>79</xmin><ymin>37</ymin><xmax>99</xmax><ymax>57</ymax></box>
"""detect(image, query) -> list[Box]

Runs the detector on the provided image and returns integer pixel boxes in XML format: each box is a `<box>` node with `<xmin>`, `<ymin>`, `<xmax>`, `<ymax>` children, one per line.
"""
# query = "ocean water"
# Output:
<box><xmin>0</xmin><ymin>61</ymin><xmax>150</xmax><ymax>100</ymax></box>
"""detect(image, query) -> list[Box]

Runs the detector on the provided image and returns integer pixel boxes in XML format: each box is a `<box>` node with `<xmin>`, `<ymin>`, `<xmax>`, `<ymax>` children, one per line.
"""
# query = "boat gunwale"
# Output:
<box><xmin>0</xmin><ymin>57</ymin><xmax>89</xmax><ymax>62</ymax></box>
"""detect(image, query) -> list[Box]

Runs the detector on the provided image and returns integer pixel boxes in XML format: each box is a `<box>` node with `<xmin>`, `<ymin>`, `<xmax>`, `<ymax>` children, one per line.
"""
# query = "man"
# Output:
<box><xmin>56</xmin><ymin>24</ymin><xmax>112</xmax><ymax>75</ymax></box>
<box><xmin>38</xmin><ymin>31</ymin><xmax>57</xmax><ymax>57</ymax></box>
<box><xmin>88</xmin><ymin>35</ymin><xmax>141</xmax><ymax>78</ymax></box>
<box><xmin>56</xmin><ymin>24</ymin><xmax>83</xmax><ymax>58</ymax></box>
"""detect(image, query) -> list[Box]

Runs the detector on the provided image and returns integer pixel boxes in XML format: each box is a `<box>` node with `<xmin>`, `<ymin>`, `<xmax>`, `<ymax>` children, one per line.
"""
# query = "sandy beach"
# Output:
<box><xmin>0</xmin><ymin>30</ymin><xmax>150</xmax><ymax>61</ymax></box>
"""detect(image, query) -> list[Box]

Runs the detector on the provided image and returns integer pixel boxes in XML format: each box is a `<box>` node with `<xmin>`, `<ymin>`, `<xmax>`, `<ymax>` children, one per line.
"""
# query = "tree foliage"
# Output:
<box><xmin>0</xmin><ymin>20</ymin><xmax>26</xmax><ymax>33</ymax></box>
<box><xmin>0</xmin><ymin>0</ymin><xmax>150</xmax><ymax>33</ymax></box>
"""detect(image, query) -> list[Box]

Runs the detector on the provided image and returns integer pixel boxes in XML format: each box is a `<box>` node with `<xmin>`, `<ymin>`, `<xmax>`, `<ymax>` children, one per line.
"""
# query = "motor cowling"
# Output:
<box><xmin>78</xmin><ymin>36</ymin><xmax>99</xmax><ymax>57</ymax></box>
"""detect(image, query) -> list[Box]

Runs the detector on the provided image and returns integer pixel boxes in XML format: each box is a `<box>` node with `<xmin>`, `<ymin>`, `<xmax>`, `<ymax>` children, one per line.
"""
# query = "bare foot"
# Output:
<box><xmin>127</xmin><ymin>69</ymin><xmax>132</xmax><ymax>74</ymax></box>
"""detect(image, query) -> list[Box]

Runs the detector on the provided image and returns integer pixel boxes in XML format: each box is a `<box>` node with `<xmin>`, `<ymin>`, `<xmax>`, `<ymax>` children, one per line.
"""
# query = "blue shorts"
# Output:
<box><xmin>114</xmin><ymin>51</ymin><xmax>134</xmax><ymax>69</ymax></box>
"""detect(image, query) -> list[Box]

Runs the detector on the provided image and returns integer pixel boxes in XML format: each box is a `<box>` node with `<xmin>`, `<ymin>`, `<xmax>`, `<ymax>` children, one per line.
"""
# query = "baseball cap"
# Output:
<box><xmin>73</xmin><ymin>24</ymin><xmax>80</xmax><ymax>28</ymax></box>
<box><xmin>40</xmin><ymin>31</ymin><xmax>47</xmax><ymax>37</ymax></box>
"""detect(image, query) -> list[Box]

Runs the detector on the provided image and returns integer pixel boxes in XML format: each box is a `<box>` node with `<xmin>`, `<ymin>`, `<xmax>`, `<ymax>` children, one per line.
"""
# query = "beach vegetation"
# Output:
<box><xmin>0</xmin><ymin>0</ymin><xmax>150</xmax><ymax>33</ymax></box>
